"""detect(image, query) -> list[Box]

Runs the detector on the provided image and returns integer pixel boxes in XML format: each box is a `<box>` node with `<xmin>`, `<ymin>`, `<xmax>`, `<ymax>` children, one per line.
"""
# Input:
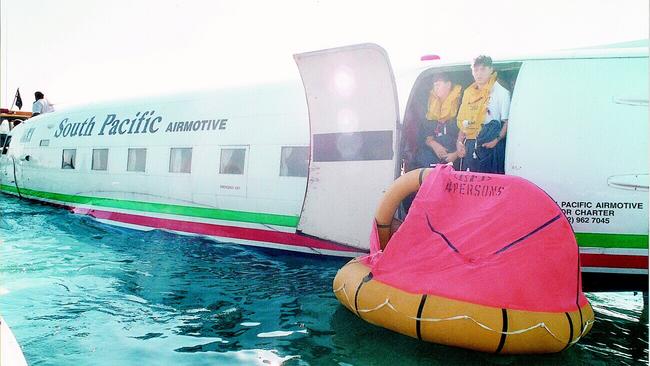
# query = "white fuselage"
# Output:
<box><xmin>0</xmin><ymin>82</ymin><xmax>366</xmax><ymax>256</ymax></box>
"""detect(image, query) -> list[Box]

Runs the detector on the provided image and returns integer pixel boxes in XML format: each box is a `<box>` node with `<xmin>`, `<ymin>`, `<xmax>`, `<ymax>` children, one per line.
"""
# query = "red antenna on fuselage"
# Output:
<box><xmin>420</xmin><ymin>55</ymin><xmax>441</xmax><ymax>61</ymax></box>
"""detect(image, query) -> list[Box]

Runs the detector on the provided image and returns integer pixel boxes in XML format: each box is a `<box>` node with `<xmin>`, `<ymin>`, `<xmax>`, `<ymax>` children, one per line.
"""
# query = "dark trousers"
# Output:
<box><xmin>414</xmin><ymin>146</ymin><xmax>460</xmax><ymax>170</ymax></box>
<box><xmin>460</xmin><ymin>138</ymin><xmax>505</xmax><ymax>173</ymax></box>
<box><xmin>414</xmin><ymin>146</ymin><xmax>439</xmax><ymax>168</ymax></box>
<box><xmin>460</xmin><ymin>139</ymin><xmax>478</xmax><ymax>172</ymax></box>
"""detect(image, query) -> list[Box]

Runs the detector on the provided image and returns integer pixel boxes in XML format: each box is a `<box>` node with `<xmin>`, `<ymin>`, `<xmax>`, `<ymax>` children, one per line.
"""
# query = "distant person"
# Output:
<box><xmin>414</xmin><ymin>73</ymin><xmax>462</xmax><ymax>169</ymax></box>
<box><xmin>456</xmin><ymin>55</ymin><xmax>510</xmax><ymax>173</ymax></box>
<box><xmin>32</xmin><ymin>91</ymin><xmax>54</xmax><ymax>117</ymax></box>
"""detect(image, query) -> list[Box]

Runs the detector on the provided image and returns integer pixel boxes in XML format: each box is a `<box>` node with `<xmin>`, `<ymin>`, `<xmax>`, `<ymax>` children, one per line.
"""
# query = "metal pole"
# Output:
<box><xmin>0</xmin><ymin>0</ymin><xmax>3</xmax><ymax>108</ymax></box>
<box><xmin>4</xmin><ymin>6</ymin><xmax>6</xmax><ymax>109</ymax></box>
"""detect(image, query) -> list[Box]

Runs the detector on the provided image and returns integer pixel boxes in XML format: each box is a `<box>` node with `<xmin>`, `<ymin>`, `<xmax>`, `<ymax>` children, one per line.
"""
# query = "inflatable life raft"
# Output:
<box><xmin>333</xmin><ymin>165</ymin><xmax>594</xmax><ymax>354</ymax></box>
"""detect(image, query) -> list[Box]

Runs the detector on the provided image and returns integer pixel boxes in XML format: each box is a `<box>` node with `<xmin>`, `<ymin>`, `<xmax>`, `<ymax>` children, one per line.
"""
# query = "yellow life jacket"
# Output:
<box><xmin>425</xmin><ymin>84</ymin><xmax>462</xmax><ymax>122</ymax></box>
<box><xmin>456</xmin><ymin>72</ymin><xmax>497</xmax><ymax>139</ymax></box>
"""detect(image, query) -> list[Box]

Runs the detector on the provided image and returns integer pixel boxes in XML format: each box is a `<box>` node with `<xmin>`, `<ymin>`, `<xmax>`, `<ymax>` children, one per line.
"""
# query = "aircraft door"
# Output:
<box><xmin>217</xmin><ymin>145</ymin><xmax>249</xmax><ymax>197</ymax></box>
<box><xmin>0</xmin><ymin>135</ymin><xmax>19</xmax><ymax>189</ymax></box>
<box><xmin>294</xmin><ymin>43</ymin><xmax>400</xmax><ymax>250</ymax></box>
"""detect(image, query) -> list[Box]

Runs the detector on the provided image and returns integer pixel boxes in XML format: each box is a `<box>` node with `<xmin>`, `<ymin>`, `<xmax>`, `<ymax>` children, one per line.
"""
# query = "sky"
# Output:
<box><xmin>0</xmin><ymin>0</ymin><xmax>648</xmax><ymax>109</ymax></box>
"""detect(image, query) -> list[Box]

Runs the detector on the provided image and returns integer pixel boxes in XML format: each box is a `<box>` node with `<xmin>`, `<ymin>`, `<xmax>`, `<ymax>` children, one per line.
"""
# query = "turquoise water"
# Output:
<box><xmin>0</xmin><ymin>195</ymin><xmax>647</xmax><ymax>365</ymax></box>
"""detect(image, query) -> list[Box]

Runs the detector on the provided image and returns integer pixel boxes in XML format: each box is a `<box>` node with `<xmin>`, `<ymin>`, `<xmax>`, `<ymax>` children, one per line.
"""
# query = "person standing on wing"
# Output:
<box><xmin>456</xmin><ymin>55</ymin><xmax>510</xmax><ymax>173</ymax></box>
<box><xmin>32</xmin><ymin>91</ymin><xmax>55</xmax><ymax>117</ymax></box>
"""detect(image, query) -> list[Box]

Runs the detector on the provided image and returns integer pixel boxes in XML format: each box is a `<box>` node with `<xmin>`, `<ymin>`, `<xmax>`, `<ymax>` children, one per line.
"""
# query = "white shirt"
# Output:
<box><xmin>484</xmin><ymin>81</ymin><xmax>511</xmax><ymax>123</ymax></box>
<box><xmin>32</xmin><ymin>99</ymin><xmax>54</xmax><ymax>114</ymax></box>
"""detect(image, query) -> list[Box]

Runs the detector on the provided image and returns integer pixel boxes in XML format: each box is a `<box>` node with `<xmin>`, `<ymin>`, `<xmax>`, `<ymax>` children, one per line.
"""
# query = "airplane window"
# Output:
<box><xmin>220</xmin><ymin>148</ymin><xmax>246</xmax><ymax>175</ymax></box>
<box><xmin>20</xmin><ymin>128</ymin><xmax>35</xmax><ymax>143</ymax></box>
<box><xmin>39</xmin><ymin>139</ymin><xmax>50</xmax><ymax>146</ymax></box>
<box><xmin>280</xmin><ymin>146</ymin><xmax>309</xmax><ymax>177</ymax></box>
<box><xmin>92</xmin><ymin>149</ymin><xmax>109</xmax><ymax>171</ymax></box>
<box><xmin>61</xmin><ymin>149</ymin><xmax>76</xmax><ymax>169</ymax></box>
<box><xmin>0</xmin><ymin>120</ymin><xmax>9</xmax><ymax>134</ymax></box>
<box><xmin>127</xmin><ymin>148</ymin><xmax>147</xmax><ymax>172</ymax></box>
<box><xmin>2</xmin><ymin>136</ymin><xmax>11</xmax><ymax>155</ymax></box>
<box><xmin>169</xmin><ymin>148</ymin><xmax>192</xmax><ymax>173</ymax></box>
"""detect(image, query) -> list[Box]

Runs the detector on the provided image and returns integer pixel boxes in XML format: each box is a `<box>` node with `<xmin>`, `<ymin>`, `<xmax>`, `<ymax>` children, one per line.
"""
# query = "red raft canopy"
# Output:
<box><xmin>363</xmin><ymin>165</ymin><xmax>589</xmax><ymax>313</ymax></box>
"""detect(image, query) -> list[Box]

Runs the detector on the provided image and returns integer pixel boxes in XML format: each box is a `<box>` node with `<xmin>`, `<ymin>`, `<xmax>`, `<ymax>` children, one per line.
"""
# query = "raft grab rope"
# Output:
<box><xmin>333</xmin><ymin>283</ymin><xmax>594</xmax><ymax>345</ymax></box>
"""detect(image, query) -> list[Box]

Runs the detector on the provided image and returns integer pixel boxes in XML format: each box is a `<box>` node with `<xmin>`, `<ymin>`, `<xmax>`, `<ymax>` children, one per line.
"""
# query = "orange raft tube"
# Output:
<box><xmin>333</xmin><ymin>169</ymin><xmax>595</xmax><ymax>354</ymax></box>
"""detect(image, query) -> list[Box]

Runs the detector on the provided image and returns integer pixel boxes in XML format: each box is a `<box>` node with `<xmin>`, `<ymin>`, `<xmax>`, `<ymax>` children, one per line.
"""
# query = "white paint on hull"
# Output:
<box><xmin>0</xmin><ymin>316</ymin><xmax>28</xmax><ymax>366</ymax></box>
<box><xmin>580</xmin><ymin>267</ymin><xmax>648</xmax><ymax>275</ymax></box>
<box><xmin>95</xmin><ymin>217</ymin><xmax>365</xmax><ymax>258</ymax></box>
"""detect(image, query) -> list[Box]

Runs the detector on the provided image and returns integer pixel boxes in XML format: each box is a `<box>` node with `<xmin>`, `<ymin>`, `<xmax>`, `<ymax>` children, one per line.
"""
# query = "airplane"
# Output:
<box><xmin>0</xmin><ymin>42</ymin><xmax>647</xmax><ymax>292</ymax></box>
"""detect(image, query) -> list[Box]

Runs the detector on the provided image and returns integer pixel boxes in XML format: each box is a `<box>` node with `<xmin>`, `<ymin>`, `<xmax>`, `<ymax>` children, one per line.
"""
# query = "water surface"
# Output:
<box><xmin>0</xmin><ymin>195</ymin><xmax>647</xmax><ymax>365</ymax></box>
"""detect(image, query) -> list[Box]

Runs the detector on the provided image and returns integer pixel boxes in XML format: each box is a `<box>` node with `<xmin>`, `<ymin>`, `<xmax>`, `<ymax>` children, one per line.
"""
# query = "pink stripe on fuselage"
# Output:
<box><xmin>72</xmin><ymin>207</ymin><xmax>360</xmax><ymax>253</ymax></box>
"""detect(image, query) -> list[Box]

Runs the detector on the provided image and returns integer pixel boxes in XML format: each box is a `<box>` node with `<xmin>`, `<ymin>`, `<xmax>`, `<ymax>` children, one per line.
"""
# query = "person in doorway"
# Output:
<box><xmin>456</xmin><ymin>55</ymin><xmax>510</xmax><ymax>173</ymax></box>
<box><xmin>414</xmin><ymin>73</ymin><xmax>462</xmax><ymax>169</ymax></box>
<box><xmin>32</xmin><ymin>91</ymin><xmax>54</xmax><ymax>117</ymax></box>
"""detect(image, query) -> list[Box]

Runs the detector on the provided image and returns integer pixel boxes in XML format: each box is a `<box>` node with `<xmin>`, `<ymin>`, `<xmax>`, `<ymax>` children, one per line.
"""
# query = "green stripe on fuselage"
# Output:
<box><xmin>1</xmin><ymin>184</ymin><xmax>647</xmax><ymax>248</ymax></box>
<box><xmin>0</xmin><ymin>184</ymin><xmax>299</xmax><ymax>227</ymax></box>
<box><xmin>574</xmin><ymin>232</ymin><xmax>648</xmax><ymax>249</ymax></box>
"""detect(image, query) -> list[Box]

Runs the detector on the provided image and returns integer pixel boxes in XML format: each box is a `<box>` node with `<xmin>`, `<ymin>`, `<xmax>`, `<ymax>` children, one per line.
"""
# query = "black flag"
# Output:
<box><xmin>14</xmin><ymin>89</ymin><xmax>23</xmax><ymax>110</ymax></box>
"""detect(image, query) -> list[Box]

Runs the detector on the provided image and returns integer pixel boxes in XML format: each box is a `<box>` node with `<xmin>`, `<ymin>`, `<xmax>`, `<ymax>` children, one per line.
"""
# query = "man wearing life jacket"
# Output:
<box><xmin>456</xmin><ymin>56</ymin><xmax>511</xmax><ymax>173</ymax></box>
<box><xmin>414</xmin><ymin>73</ymin><xmax>462</xmax><ymax>169</ymax></box>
